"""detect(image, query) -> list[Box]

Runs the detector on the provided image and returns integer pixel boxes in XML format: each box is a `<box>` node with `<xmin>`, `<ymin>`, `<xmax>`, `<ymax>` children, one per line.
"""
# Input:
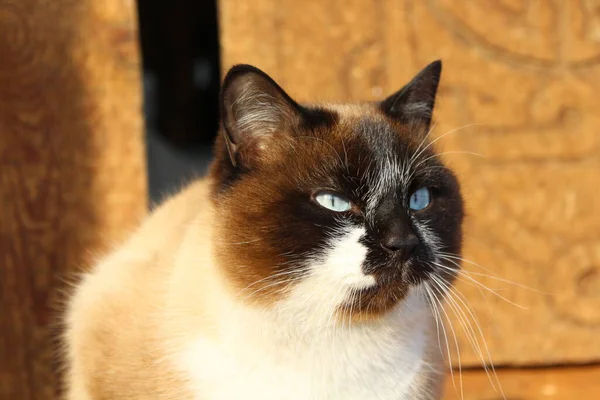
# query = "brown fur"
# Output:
<box><xmin>64</xmin><ymin>61</ymin><xmax>462</xmax><ymax>399</ymax></box>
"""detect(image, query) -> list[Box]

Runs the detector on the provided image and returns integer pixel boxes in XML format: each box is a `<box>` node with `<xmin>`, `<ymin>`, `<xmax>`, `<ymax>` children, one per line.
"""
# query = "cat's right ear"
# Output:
<box><xmin>219</xmin><ymin>64</ymin><xmax>302</xmax><ymax>168</ymax></box>
<box><xmin>380</xmin><ymin>60</ymin><xmax>442</xmax><ymax>127</ymax></box>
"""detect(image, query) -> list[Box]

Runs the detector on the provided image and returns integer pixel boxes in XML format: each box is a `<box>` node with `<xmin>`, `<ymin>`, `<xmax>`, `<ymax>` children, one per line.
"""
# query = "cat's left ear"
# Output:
<box><xmin>380</xmin><ymin>60</ymin><xmax>442</xmax><ymax>127</ymax></box>
<box><xmin>219</xmin><ymin>64</ymin><xmax>303</xmax><ymax>168</ymax></box>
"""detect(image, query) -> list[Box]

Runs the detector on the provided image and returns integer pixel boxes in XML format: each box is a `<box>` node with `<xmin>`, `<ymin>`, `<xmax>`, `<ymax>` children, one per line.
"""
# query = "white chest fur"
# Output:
<box><xmin>178</xmin><ymin>289</ymin><xmax>434</xmax><ymax>400</ymax></box>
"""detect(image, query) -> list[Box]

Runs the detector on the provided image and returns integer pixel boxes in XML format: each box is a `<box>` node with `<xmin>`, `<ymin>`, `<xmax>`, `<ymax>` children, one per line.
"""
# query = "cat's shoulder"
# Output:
<box><xmin>63</xmin><ymin>177</ymin><xmax>215</xmax><ymax>399</ymax></box>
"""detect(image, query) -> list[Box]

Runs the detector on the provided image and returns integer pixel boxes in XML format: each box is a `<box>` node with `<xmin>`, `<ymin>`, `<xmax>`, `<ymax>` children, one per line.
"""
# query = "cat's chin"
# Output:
<box><xmin>334</xmin><ymin>284</ymin><xmax>419</xmax><ymax>324</ymax></box>
<box><xmin>338</xmin><ymin>261</ymin><xmax>456</xmax><ymax>321</ymax></box>
<box><xmin>336</xmin><ymin>279</ymin><xmax>410</xmax><ymax>320</ymax></box>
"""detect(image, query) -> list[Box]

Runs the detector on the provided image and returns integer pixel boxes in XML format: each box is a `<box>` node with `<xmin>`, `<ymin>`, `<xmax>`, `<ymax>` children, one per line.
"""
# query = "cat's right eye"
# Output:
<box><xmin>408</xmin><ymin>187</ymin><xmax>431</xmax><ymax>211</ymax></box>
<box><xmin>314</xmin><ymin>191</ymin><xmax>352</xmax><ymax>212</ymax></box>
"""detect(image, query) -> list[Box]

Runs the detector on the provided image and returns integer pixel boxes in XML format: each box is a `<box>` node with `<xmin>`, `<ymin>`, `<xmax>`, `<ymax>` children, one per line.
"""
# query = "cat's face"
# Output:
<box><xmin>210</xmin><ymin>61</ymin><xmax>463</xmax><ymax>321</ymax></box>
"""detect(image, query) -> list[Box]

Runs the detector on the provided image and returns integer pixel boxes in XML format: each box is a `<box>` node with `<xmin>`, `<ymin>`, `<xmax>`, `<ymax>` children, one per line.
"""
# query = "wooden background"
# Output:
<box><xmin>0</xmin><ymin>0</ymin><xmax>146</xmax><ymax>398</ymax></box>
<box><xmin>218</xmin><ymin>0</ymin><xmax>600</xmax><ymax>366</ymax></box>
<box><xmin>1</xmin><ymin>0</ymin><xmax>600</xmax><ymax>398</ymax></box>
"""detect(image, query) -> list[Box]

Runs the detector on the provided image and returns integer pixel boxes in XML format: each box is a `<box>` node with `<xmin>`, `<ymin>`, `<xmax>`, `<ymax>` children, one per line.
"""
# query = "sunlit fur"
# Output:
<box><xmin>63</xmin><ymin>61</ymin><xmax>464</xmax><ymax>400</ymax></box>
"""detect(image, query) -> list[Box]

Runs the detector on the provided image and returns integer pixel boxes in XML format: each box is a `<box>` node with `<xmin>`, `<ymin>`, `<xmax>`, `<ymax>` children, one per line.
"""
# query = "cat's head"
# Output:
<box><xmin>209</xmin><ymin>61</ymin><xmax>463</xmax><ymax>321</ymax></box>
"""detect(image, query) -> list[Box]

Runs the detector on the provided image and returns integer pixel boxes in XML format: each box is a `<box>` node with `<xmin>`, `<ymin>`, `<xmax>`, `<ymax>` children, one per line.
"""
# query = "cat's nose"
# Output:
<box><xmin>380</xmin><ymin>234</ymin><xmax>419</xmax><ymax>261</ymax></box>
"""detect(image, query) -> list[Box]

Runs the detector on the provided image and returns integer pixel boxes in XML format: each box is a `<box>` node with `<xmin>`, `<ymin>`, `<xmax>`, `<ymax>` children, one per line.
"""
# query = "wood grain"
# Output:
<box><xmin>0</xmin><ymin>0</ymin><xmax>146</xmax><ymax>398</ymax></box>
<box><xmin>443</xmin><ymin>365</ymin><xmax>600</xmax><ymax>400</ymax></box>
<box><xmin>218</xmin><ymin>0</ymin><xmax>600</xmax><ymax>365</ymax></box>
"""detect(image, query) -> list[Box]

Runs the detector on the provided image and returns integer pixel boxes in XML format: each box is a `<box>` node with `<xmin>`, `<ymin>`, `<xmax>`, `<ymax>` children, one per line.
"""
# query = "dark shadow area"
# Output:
<box><xmin>138</xmin><ymin>0</ymin><xmax>221</xmax><ymax>148</ymax></box>
<box><xmin>137</xmin><ymin>0</ymin><xmax>221</xmax><ymax>203</ymax></box>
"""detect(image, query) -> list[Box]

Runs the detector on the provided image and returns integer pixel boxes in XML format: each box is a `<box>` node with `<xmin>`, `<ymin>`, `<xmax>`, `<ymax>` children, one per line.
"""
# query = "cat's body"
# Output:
<box><xmin>66</xmin><ymin>180</ymin><xmax>443</xmax><ymax>400</ymax></box>
<box><xmin>65</xmin><ymin>61</ymin><xmax>463</xmax><ymax>400</ymax></box>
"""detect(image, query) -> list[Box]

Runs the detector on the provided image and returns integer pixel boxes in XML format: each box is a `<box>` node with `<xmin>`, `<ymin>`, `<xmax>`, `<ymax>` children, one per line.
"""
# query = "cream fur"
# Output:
<box><xmin>63</xmin><ymin>179</ymin><xmax>445</xmax><ymax>400</ymax></box>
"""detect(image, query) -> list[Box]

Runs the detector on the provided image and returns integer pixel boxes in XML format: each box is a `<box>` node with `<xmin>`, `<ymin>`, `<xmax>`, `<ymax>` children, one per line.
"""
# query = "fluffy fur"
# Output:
<box><xmin>63</xmin><ymin>60</ymin><xmax>463</xmax><ymax>400</ymax></box>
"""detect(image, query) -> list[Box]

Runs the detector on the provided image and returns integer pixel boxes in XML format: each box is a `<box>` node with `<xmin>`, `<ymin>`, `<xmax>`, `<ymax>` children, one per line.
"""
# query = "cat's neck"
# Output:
<box><xmin>174</xmin><ymin>278</ymin><xmax>436</xmax><ymax>400</ymax></box>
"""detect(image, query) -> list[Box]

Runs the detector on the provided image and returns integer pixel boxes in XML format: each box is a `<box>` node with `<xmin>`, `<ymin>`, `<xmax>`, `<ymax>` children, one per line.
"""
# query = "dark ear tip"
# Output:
<box><xmin>222</xmin><ymin>64</ymin><xmax>264</xmax><ymax>85</ymax></box>
<box><xmin>424</xmin><ymin>59</ymin><xmax>442</xmax><ymax>77</ymax></box>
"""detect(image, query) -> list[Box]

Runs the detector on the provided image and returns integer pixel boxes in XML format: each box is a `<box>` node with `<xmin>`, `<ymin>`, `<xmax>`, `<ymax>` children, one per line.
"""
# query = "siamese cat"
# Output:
<box><xmin>64</xmin><ymin>60</ymin><xmax>463</xmax><ymax>400</ymax></box>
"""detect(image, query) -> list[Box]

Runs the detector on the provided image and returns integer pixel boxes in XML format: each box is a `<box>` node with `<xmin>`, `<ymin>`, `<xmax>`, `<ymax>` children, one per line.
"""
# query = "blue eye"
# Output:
<box><xmin>314</xmin><ymin>192</ymin><xmax>352</xmax><ymax>212</ymax></box>
<box><xmin>409</xmin><ymin>188</ymin><xmax>431</xmax><ymax>211</ymax></box>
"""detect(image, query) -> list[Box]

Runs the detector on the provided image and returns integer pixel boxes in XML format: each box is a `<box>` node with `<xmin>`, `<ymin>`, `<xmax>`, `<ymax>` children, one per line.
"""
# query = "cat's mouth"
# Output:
<box><xmin>343</xmin><ymin>257</ymin><xmax>458</xmax><ymax>316</ymax></box>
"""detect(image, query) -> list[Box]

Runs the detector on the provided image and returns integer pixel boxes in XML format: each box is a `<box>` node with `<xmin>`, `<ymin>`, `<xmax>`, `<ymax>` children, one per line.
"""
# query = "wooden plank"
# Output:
<box><xmin>218</xmin><ymin>0</ymin><xmax>600</xmax><ymax>365</ymax></box>
<box><xmin>443</xmin><ymin>365</ymin><xmax>600</xmax><ymax>399</ymax></box>
<box><xmin>0</xmin><ymin>1</ymin><xmax>146</xmax><ymax>398</ymax></box>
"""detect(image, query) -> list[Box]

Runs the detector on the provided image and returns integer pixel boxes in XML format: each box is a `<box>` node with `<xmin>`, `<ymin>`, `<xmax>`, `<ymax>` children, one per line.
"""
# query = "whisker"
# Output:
<box><xmin>433</xmin><ymin>260</ymin><xmax>527</xmax><ymax>309</ymax></box>
<box><xmin>423</xmin><ymin>284</ymin><xmax>452</xmax><ymax>373</ymax></box>
<box><xmin>431</xmin><ymin>275</ymin><xmax>497</xmax><ymax>393</ymax></box>
<box><xmin>410</xmin><ymin>123</ymin><xmax>485</xmax><ymax>167</ymax></box>
<box><xmin>432</xmin><ymin>275</ymin><xmax>487</xmax><ymax>392</ymax></box>
<box><xmin>409</xmin><ymin>120</ymin><xmax>439</xmax><ymax>168</ymax></box>
<box><xmin>437</xmin><ymin>253</ymin><xmax>546</xmax><ymax>294</ymax></box>
<box><xmin>347</xmin><ymin>288</ymin><xmax>357</xmax><ymax>332</ymax></box>
<box><xmin>438</xmin><ymin>259</ymin><xmax>510</xmax><ymax>351</ymax></box>
<box><xmin>411</xmin><ymin>150</ymin><xmax>486</xmax><ymax>173</ymax></box>
<box><xmin>240</xmin><ymin>277</ymin><xmax>301</xmax><ymax>301</ymax></box>
<box><xmin>423</xmin><ymin>282</ymin><xmax>461</xmax><ymax>399</ymax></box>
<box><xmin>402</xmin><ymin>121</ymin><xmax>439</xmax><ymax>186</ymax></box>
<box><xmin>341</xmin><ymin>138</ymin><xmax>350</xmax><ymax>175</ymax></box>
<box><xmin>428</xmin><ymin>278</ymin><xmax>464</xmax><ymax>400</ymax></box>
<box><xmin>431</xmin><ymin>275</ymin><xmax>506</xmax><ymax>399</ymax></box>
<box><xmin>236</xmin><ymin>268</ymin><xmax>309</xmax><ymax>299</ymax></box>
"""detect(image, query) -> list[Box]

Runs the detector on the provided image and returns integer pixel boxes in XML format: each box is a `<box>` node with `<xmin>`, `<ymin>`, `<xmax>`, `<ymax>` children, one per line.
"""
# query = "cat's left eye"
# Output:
<box><xmin>314</xmin><ymin>191</ymin><xmax>352</xmax><ymax>212</ymax></box>
<box><xmin>409</xmin><ymin>187</ymin><xmax>431</xmax><ymax>211</ymax></box>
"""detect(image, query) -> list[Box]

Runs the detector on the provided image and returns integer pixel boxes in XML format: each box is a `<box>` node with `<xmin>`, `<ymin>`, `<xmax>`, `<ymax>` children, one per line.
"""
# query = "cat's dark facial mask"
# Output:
<box><xmin>210</xmin><ymin>61</ymin><xmax>464</xmax><ymax>318</ymax></box>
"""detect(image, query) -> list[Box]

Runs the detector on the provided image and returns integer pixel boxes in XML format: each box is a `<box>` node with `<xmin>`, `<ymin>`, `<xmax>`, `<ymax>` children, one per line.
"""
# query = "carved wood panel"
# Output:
<box><xmin>219</xmin><ymin>0</ymin><xmax>600</xmax><ymax>365</ymax></box>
